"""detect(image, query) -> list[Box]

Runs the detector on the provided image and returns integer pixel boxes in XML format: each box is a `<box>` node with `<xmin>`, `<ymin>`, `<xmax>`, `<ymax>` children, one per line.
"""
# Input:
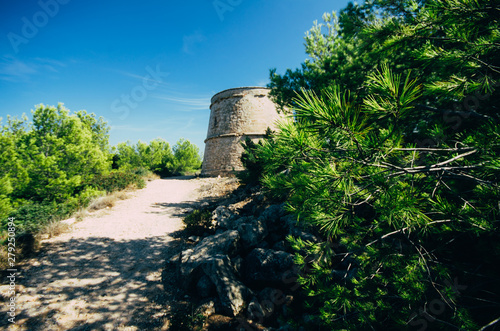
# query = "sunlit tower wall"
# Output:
<box><xmin>201</xmin><ymin>87</ymin><xmax>281</xmax><ymax>177</ymax></box>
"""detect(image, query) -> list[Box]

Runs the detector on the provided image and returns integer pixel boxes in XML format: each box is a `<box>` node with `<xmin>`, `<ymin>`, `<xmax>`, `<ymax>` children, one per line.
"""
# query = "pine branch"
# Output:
<box><xmin>442</xmin><ymin>171</ymin><xmax>498</xmax><ymax>187</ymax></box>
<box><xmin>433</xmin><ymin>149</ymin><xmax>477</xmax><ymax>167</ymax></box>
<box><xmin>418</xmin><ymin>104</ymin><xmax>493</xmax><ymax>121</ymax></box>
<box><xmin>394</xmin><ymin>147</ymin><xmax>476</xmax><ymax>152</ymax></box>
<box><xmin>479</xmin><ymin>316</ymin><xmax>500</xmax><ymax>331</ymax></box>
<box><xmin>388</xmin><ymin>164</ymin><xmax>484</xmax><ymax>176</ymax></box>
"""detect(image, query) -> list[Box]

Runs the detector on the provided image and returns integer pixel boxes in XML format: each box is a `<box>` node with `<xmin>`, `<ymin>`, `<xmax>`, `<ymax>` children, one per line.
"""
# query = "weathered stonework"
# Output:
<box><xmin>201</xmin><ymin>87</ymin><xmax>281</xmax><ymax>177</ymax></box>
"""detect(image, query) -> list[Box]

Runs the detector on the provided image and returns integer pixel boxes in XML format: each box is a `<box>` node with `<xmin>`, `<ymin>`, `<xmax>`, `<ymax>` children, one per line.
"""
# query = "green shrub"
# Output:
<box><xmin>259</xmin><ymin>0</ymin><xmax>500</xmax><ymax>328</ymax></box>
<box><xmin>89</xmin><ymin>169</ymin><xmax>145</xmax><ymax>192</ymax></box>
<box><xmin>238</xmin><ymin>135</ymin><xmax>267</xmax><ymax>185</ymax></box>
<box><xmin>3</xmin><ymin>201</ymin><xmax>71</xmax><ymax>236</ymax></box>
<box><xmin>182</xmin><ymin>209</ymin><xmax>213</xmax><ymax>235</ymax></box>
<box><xmin>75</xmin><ymin>186</ymin><xmax>106</xmax><ymax>207</ymax></box>
<box><xmin>131</xmin><ymin>166</ymin><xmax>150</xmax><ymax>177</ymax></box>
<box><xmin>169</xmin><ymin>305</ymin><xmax>206</xmax><ymax>331</ymax></box>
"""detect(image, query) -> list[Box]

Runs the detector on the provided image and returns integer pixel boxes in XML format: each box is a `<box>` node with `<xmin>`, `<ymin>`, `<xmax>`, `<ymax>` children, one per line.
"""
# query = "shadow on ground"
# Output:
<box><xmin>0</xmin><ymin>236</ymin><xmax>187</xmax><ymax>330</ymax></box>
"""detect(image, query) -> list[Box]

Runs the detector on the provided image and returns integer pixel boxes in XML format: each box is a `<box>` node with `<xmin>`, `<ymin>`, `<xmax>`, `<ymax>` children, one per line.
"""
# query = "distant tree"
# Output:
<box><xmin>269</xmin><ymin>0</ymin><xmax>426</xmax><ymax>109</ymax></box>
<box><xmin>75</xmin><ymin>110</ymin><xmax>110</xmax><ymax>153</ymax></box>
<box><xmin>113</xmin><ymin>138</ymin><xmax>202</xmax><ymax>176</ymax></box>
<box><xmin>172</xmin><ymin>138</ymin><xmax>202</xmax><ymax>174</ymax></box>
<box><xmin>114</xmin><ymin>138</ymin><xmax>176</xmax><ymax>176</ymax></box>
<box><xmin>147</xmin><ymin>138</ymin><xmax>175</xmax><ymax>176</ymax></box>
<box><xmin>114</xmin><ymin>141</ymin><xmax>143</xmax><ymax>169</ymax></box>
<box><xmin>19</xmin><ymin>104</ymin><xmax>111</xmax><ymax>202</ymax></box>
<box><xmin>0</xmin><ymin>117</ymin><xmax>28</xmax><ymax>219</ymax></box>
<box><xmin>0</xmin><ymin>104</ymin><xmax>112</xmax><ymax>234</ymax></box>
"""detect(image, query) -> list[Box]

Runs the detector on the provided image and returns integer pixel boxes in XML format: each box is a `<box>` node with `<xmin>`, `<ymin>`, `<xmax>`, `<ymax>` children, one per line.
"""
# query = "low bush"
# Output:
<box><xmin>183</xmin><ymin>209</ymin><xmax>213</xmax><ymax>236</ymax></box>
<box><xmin>4</xmin><ymin>201</ymin><xmax>71</xmax><ymax>235</ymax></box>
<box><xmin>238</xmin><ymin>129</ymin><xmax>273</xmax><ymax>185</ymax></box>
<box><xmin>131</xmin><ymin>167</ymin><xmax>149</xmax><ymax>177</ymax></box>
<box><xmin>90</xmin><ymin>169</ymin><xmax>145</xmax><ymax>192</ymax></box>
<box><xmin>38</xmin><ymin>220</ymin><xmax>71</xmax><ymax>239</ymax></box>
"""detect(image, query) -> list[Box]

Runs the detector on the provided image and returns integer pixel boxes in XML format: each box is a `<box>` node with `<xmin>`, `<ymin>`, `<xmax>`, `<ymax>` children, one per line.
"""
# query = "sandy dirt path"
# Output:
<box><xmin>0</xmin><ymin>177</ymin><xmax>227</xmax><ymax>331</ymax></box>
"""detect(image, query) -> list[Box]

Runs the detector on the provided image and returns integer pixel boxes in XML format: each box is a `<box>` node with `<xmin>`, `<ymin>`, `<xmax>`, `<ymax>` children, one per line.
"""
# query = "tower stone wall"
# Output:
<box><xmin>201</xmin><ymin>87</ymin><xmax>281</xmax><ymax>177</ymax></box>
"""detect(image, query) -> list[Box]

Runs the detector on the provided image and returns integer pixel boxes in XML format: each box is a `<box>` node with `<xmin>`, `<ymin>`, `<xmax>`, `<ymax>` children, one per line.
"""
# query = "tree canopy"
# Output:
<box><xmin>244</xmin><ymin>0</ymin><xmax>500</xmax><ymax>329</ymax></box>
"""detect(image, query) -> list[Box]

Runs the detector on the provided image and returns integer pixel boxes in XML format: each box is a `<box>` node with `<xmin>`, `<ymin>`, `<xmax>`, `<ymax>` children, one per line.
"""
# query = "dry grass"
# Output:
<box><xmin>199</xmin><ymin>176</ymin><xmax>240</xmax><ymax>199</ymax></box>
<box><xmin>74</xmin><ymin>208</ymin><xmax>89</xmax><ymax>222</ymax></box>
<box><xmin>87</xmin><ymin>191</ymin><xmax>129</xmax><ymax>212</ymax></box>
<box><xmin>88</xmin><ymin>195</ymin><xmax>116</xmax><ymax>211</ymax></box>
<box><xmin>144</xmin><ymin>172</ymin><xmax>160</xmax><ymax>182</ymax></box>
<box><xmin>112</xmin><ymin>191</ymin><xmax>130</xmax><ymax>200</ymax></box>
<box><xmin>37</xmin><ymin>220</ymin><xmax>72</xmax><ymax>241</ymax></box>
<box><xmin>0</xmin><ymin>248</ymin><xmax>8</xmax><ymax>270</ymax></box>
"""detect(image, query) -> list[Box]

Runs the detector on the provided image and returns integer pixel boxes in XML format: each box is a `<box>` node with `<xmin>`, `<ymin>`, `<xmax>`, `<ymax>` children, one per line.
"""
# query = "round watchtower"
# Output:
<box><xmin>201</xmin><ymin>87</ymin><xmax>281</xmax><ymax>177</ymax></box>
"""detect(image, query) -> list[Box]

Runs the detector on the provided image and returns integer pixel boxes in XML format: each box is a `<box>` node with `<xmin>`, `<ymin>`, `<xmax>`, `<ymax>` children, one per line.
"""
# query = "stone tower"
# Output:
<box><xmin>201</xmin><ymin>87</ymin><xmax>281</xmax><ymax>177</ymax></box>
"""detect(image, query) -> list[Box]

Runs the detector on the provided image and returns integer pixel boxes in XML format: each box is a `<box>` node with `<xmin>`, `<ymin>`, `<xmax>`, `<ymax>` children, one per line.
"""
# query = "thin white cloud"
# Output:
<box><xmin>182</xmin><ymin>31</ymin><xmax>206</xmax><ymax>55</ymax></box>
<box><xmin>111</xmin><ymin>68</ymin><xmax>171</xmax><ymax>87</ymax></box>
<box><xmin>0</xmin><ymin>57</ymin><xmax>37</xmax><ymax>82</ymax></box>
<box><xmin>152</xmin><ymin>94</ymin><xmax>210</xmax><ymax>110</ymax></box>
<box><xmin>0</xmin><ymin>56</ymin><xmax>66</xmax><ymax>82</ymax></box>
<box><xmin>34</xmin><ymin>57</ymin><xmax>67</xmax><ymax>72</ymax></box>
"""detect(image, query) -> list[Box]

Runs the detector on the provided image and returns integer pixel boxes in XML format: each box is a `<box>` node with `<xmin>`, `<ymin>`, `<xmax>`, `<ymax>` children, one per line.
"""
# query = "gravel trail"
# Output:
<box><xmin>0</xmin><ymin>177</ymin><xmax>228</xmax><ymax>331</ymax></box>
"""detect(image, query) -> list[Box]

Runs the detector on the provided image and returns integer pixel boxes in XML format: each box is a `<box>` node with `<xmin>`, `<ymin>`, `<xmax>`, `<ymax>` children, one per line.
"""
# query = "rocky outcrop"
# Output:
<box><xmin>238</xmin><ymin>217</ymin><xmax>268</xmax><ymax>250</ymax></box>
<box><xmin>178</xmin><ymin>230</ymin><xmax>240</xmax><ymax>289</ymax></box>
<box><xmin>201</xmin><ymin>255</ymin><xmax>251</xmax><ymax>316</ymax></box>
<box><xmin>243</xmin><ymin>248</ymin><xmax>295</xmax><ymax>288</ymax></box>
<box><xmin>167</xmin><ymin>190</ymin><xmax>323</xmax><ymax>329</ymax></box>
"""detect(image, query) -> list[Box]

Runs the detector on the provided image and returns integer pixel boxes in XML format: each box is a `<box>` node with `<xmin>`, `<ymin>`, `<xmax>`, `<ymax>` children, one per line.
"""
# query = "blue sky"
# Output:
<box><xmin>1</xmin><ymin>0</ymin><xmax>349</xmax><ymax>152</ymax></box>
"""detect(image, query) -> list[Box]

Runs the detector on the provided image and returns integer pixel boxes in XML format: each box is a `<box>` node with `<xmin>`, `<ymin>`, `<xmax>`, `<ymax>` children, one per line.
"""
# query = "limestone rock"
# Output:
<box><xmin>201</xmin><ymin>254</ymin><xmax>251</xmax><ymax>317</ymax></box>
<box><xmin>196</xmin><ymin>274</ymin><xmax>215</xmax><ymax>298</ymax></box>
<box><xmin>243</xmin><ymin>248</ymin><xmax>295</xmax><ymax>287</ymax></box>
<box><xmin>246</xmin><ymin>287</ymin><xmax>287</xmax><ymax>323</ymax></box>
<box><xmin>212</xmin><ymin>206</ymin><xmax>235</xmax><ymax>228</ymax></box>
<box><xmin>231</xmin><ymin>255</ymin><xmax>244</xmax><ymax>277</ymax></box>
<box><xmin>261</xmin><ymin>204</ymin><xmax>286</xmax><ymax>223</ymax></box>
<box><xmin>246</xmin><ymin>297</ymin><xmax>267</xmax><ymax>323</ymax></box>
<box><xmin>221</xmin><ymin>216</ymin><xmax>249</xmax><ymax>231</ymax></box>
<box><xmin>179</xmin><ymin>230</ymin><xmax>240</xmax><ymax>289</ymax></box>
<box><xmin>272</xmin><ymin>240</ymin><xmax>291</xmax><ymax>253</ymax></box>
<box><xmin>195</xmin><ymin>300</ymin><xmax>217</xmax><ymax>317</ymax></box>
<box><xmin>237</xmin><ymin>217</ymin><xmax>268</xmax><ymax>250</ymax></box>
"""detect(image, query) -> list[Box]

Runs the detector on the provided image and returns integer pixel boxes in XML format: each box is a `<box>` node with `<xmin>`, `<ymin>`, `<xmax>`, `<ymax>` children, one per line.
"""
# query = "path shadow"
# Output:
<box><xmin>0</xmin><ymin>236</ymin><xmax>187</xmax><ymax>330</ymax></box>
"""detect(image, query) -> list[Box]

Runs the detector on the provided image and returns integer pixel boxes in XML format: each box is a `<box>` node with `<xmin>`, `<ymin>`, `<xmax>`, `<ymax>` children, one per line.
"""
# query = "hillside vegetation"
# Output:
<box><xmin>242</xmin><ymin>0</ymin><xmax>500</xmax><ymax>329</ymax></box>
<box><xmin>0</xmin><ymin>103</ymin><xmax>202</xmax><ymax>259</ymax></box>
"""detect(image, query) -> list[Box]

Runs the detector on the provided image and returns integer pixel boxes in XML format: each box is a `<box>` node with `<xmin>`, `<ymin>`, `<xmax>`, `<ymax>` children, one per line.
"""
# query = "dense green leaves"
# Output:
<box><xmin>172</xmin><ymin>138</ymin><xmax>203</xmax><ymax>174</ymax></box>
<box><xmin>254</xmin><ymin>0</ymin><xmax>500</xmax><ymax>329</ymax></box>
<box><xmin>0</xmin><ymin>104</ymin><xmax>113</xmax><ymax>241</ymax></box>
<box><xmin>0</xmin><ymin>104</ymin><xmax>110</xmax><ymax>207</ymax></box>
<box><xmin>113</xmin><ymin>137</ymin><xmax>202</xmax><ymax>176</ymax></box>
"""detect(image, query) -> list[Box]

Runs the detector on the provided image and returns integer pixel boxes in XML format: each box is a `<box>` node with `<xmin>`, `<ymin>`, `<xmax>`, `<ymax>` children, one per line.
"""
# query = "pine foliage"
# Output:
<box><xmin>257</xmin><ymin>0</ymin><xmax>500</xmax><ymax>329</ymax></box>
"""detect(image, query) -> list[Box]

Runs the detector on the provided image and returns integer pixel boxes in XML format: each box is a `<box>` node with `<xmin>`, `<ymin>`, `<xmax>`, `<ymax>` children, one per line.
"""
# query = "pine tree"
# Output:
<box><xmin>255</xmin><ymin>0</ymin><xmax>500</xmax><ymax>328</ymax></box>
